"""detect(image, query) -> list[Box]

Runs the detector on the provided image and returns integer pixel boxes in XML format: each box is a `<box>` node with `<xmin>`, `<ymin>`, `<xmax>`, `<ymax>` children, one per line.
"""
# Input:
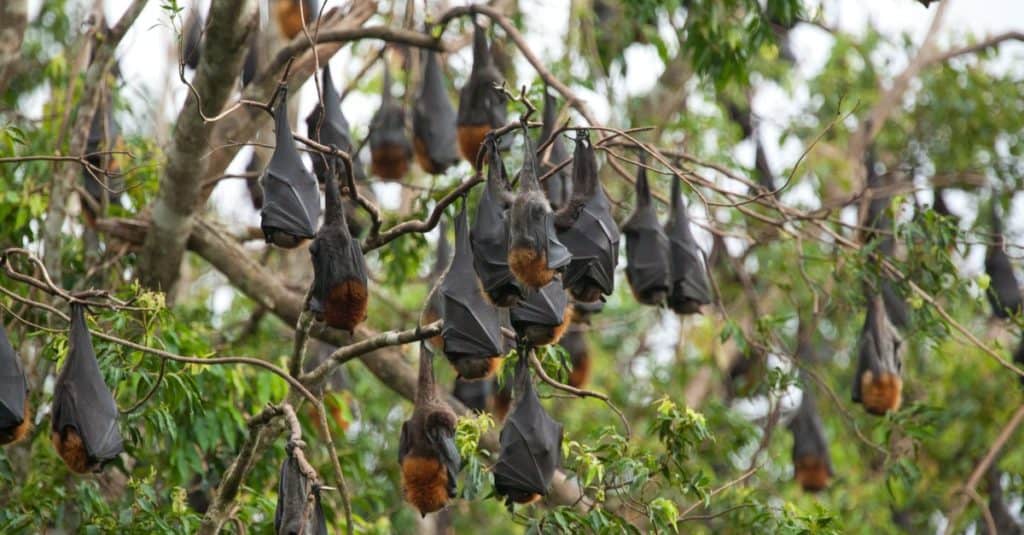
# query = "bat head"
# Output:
<box><xmin>308</xmin><ymin>172</ymin><xmax>368</xmax><ymax>331</ymax></box>
<box><xmin>794</xmin><ymin>456</ymin><xmax>831</xmax><ymax>492</ymax></box>
<box><xmin>852</xmin><ymin>296</ymin><xmax>903</xmax><ymax>415</ymax></box>
<box><xmin>452</xmin><ymin>356</ymin><xmax>503</xmax><ymax>381</ymax></box>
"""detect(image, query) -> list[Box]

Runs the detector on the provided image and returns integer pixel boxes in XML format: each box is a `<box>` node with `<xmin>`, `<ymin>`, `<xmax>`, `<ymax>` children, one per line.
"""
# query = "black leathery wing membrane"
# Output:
<box><xmin>470</xmin><ymin>137</ymin><xmax>524</xmax><ymax>306</ymax></box>
<box><xmin>852</xmin><ymin>295</ymin><xmax>903</xmax><ymax>415</ymax></box>
<box><xmin>788</xmin><ymin>381</ymin><xmax>833</xmax><ymax>492</ymax></box>
<box><xmin>369</xmin><ymin>66</ymin><xmax>412</xmax><ymax>180</ymax></box>
<box><xmin>0</xmin><ymin>319</ymin><xmax>29</xmax><ymax>445</ymax></box>
<box><xmin>985</xmin><ymin>208</ymin><xmax>1022</xmax><ymax>319</ymax></box>
<box><xmin>242</xmin><ymin>30</ymin><xmax>259</xmax><ymax>87</ymax></box>
<box><xmin>441</xmin><ymin>199</ymin><xmax>505</xmax><ymax>379</ymax></box>
<box><xmin>493</xmin><ymin>349</ymin><xmax>563</xmax><ymax>507</ymax></box>
<box><xmin>623</xmin><ymin>163</ymin><xmax>670</xmax><ymax>306</ymax></box>
<box><xmin>665</xmin><ymin>175</ymin><xmax>711</xmax><ymax>314</ymax></box>
<box><xmin>508</xmin><ymin>128</ymin><xmax>572</xmax><ymax>290</ymax></box>
<box><xmin>453</xmin><ymin>377</ymin><xmax>494</xmax><ymax>413</ymax></box>
<box><xmin>413</xmin><ymin>49</ymin><xmax>460</xmax><ymax>174</ymax></box>
<box><xmin>457</xmin><ymin>18</ymin><xmax>509</xmax><ymax>164</ymax></box>
<box><xmin>260</xmin><ymin>87</ymin><xmax>321</xmax><ymax>248</ymax></box>
<box><xmin>182</xmin><ymin>6</ymin><xmax>202</xmax><ymax>70</ymax></box>
<box><xmin>51</xmin><ymin>304</ymin><xmax>123</xmax><ymax>473</ymax></box>
<box><xmin>308</xmin><ymin>165</ymin><xmax>369</xmax><ymax>332</ymax></box>
<box><xmin>538</xmin><ymin>88</ymin><xmax>572</xmax><ymax>209</ymax></box>
<box><xmin>554</xmin><ymin>133</ymin><xmax>620</xmax><ymax>302</ymax></box>
<box><xmin>510</xmin><ymin>279</ymin><xmax>570</xmax><ymax>346</ymax></box>
<box><xmin>306</xmin><ymin>64</ymin><xmax>364</xmax><ymax>183</ymax></box>
<box><xmin>274</xmin><ymin>449</ymin><xmax>327</xmax><ymax>535</ymax></box>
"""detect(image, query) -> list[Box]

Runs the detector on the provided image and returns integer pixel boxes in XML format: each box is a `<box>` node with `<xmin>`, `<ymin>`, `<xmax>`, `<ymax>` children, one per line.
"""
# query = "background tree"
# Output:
<box><xmin>1</xmin><ymin>0</ymin><xmax>1023</xmax><ymax>533</ymax></box>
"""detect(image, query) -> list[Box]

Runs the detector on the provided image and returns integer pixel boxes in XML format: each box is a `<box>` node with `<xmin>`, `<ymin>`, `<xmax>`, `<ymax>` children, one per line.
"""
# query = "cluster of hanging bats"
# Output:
<box><xmin>2</xmin><ymin>2</ymin><xmax>1021</xmax><ymax>528</ymax></box>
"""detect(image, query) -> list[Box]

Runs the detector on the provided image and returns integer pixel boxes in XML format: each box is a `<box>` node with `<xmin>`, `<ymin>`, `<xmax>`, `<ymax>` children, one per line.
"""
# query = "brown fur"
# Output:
<box><xmin>414</xmin><ymin>137</ymin><xmax>444</xmax><ymax>175</ymax></box>
<box><xmin>401</xmin><ymin>455</ymin><xmax>451</xmax><ymax>514</ymax></box>
<box><xmin>454</xmin><ymin>356</ymin><xmax>503</xmax><ymax>381</ymax></box>
<box><xmin>512</xmin><ymin>493</ymin><xmax>542</xmax><ymax>505</ymax></box>
<box><xmin>570</xmin><ymin>285</ymin><xmax>604</xmax><ymax>304</ymax></box>
<box><xmin>371</xmin><ymin>144</ymin><xmax>410</xmax><ymax>180</ymax></box>
<box><xmin>493</xmin><ymin>389</ymin><xmax>512</xmax><ymax>423</ymax></box>
<box><xmin>508</xmin><ymin>247</ymin><xmax>555</xmax><ymax>289</ymax></box>
<box><xmin>324</xmin><ymin>279</ymin><xmax>369</xmax><ymax>331</ymax></box>
<box><xmin>421</xmin><ymin>307</ymin><xmax>444</xmax><ymax>350</ymax></box>
<box><xmin>568</xmin><ymin>351</ymin><xmax>591</xmax><ymax>389</ymax></box>
<box><xmin>794</xmin><ymin>456</ymin><xmax>831</xmax><ymax>492</ymax></box>
<box><xmin>267</xmin><ymin>231</ymin><xmax>308</xmax><ymax>249</ymax></box>
<box><xmin>457</xmin><ymin>125</ymin><xmax>493</xmax><ymax>167</ymax></box>
<box><xmin>0</xmin><ymin>404</ymin><xmax>31</xmax><ymax>445</ymax></box>
<box><xmin>52</xmin><ymin>428</ymin><xmax>93</xmax><ymax>473</ymax></box>
<box><xmin>860</xmin><ymin>370</ymin><xmax>902</xmax><ymax>415</ymax></box>
<box><xmin>274</xmin><ymin>0</ymin><xmax>307</xmax><ymax>39</ymax></box>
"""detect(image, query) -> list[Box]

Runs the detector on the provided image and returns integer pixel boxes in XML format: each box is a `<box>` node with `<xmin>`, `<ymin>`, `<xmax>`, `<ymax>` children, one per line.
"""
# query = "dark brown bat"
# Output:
<box><xmin>308</xmin><ymin>164</ymin><xmax>368</xmax><ymax>332</ymax></box>
<box><xmin>862</xmin><ymin>149</ymin><xmax>910</xmax><ymax>328</ymax></box>
<box><xmin>623</xmin><ymin>162</ymin><xmax>671</xmax><ymax>306</ymax></box>
<box><xmin>665</xmin><ymin>175</ymin><xmax>711</xmax><ymax>314</ymax></box>
<box><xmin>441</xmin><ymin>199</ymin><xmax>505</xmax><ymax>380</ymax></box>
<box><xmin>413</xmin><ymin>49</ymin><xmax>460</xmax><ymax>175</ymax></box>
<box><xmin>985</xmin><ymin>207</ymin><xmax>1022</xmax><ymax>319</ymax></box>
<box><xmin>0</xmin><ymin>319</ymin><xmax>29</xmax><ymax>445</ymax></box>
<box><xmin>789</xmin><ymin>381</ymin><xmax>832</xmax><ymax>492</ymax></box>
<box><xmin>274</xmin><ymin>449</ymin><xmax>328</xmax><ymax>535</ymax></box>
<box><xmin>470</xmin><ymin>136</ymin><xmax>524</xmax><ymax>306</ymax></box>
<box><xmin>453</xmin><ymin>377</ymin><xmax>495</xmax><ymax>414</ymax></box>
<box><xmin>457</xmin><ymin>19</ymin><xmax>508</xmax><ymax>165</ymax></box>
<box><xmin>51</xmin><ymin>305</ymin><xmax>123</xmax><ymax>473</ymax></box>
<box><xmin>274</xmin><ymin>0</ymin><xmax>316</xmax><ymax>40</ymax></box>
<box><xmin>510</xmin><ymin>279</ymin><xmax>571</xmax><ymax>346</ymax></box>
<box><xmin>182</xmin><ymin>6</ymin><xmax>203</xmax><ymax>70</ymax></box>
<box><xmin>421</xmin><ymin>221</ymin><xmax>451</xmax><ymax>350</ymax></box>
<box><xmin>370</xmin><ymin>66</ymin><xmax>413</xmax><ymax>180</ymax></box>
<box><xmin>81</xmin><ymin>93</ymin><xmax>123</xmax><ymax>227</ymax></box>
<box><xmin>242</xmin><ymin>30</ymin><xmax>259</xmax><ymax>87</ymax></box>
<box><xmin>560</xmin><ymin>325</ymin><xmax>590</xmax><ymax>389</ymax></box>
<box><xmin>306</xmin><ymin>64</ymin><xmax>362</xmax><ymax>183</ymax></box>
<box><xmin>1015</xmin><ymin>337</ymin><xmax>1024</xmax><ymax>389</ymax></box>
<box><xmin>852</xmin><ymin>295</ymin><xmax>903</xmax><ymax>415</ymax></box>
<box><xmin>508</xmin><ymin>128</ymin><xmax>572</xmax><ymax>290</ymax></box>
<box><xmin>553</xmin><ymin>133</ymin><xmax>620</xmax><ymax>302</ymax></box>
<box><xmin>569</xmin><ymin>299</ymin><xmax>604</xmax><ymax>325</ymax></box>
<box><xmin>260</xmin><ymin>87</ymin><xmax>321</xmax><ymax>248</ymax></box>
<box><xmin>538</xmin><ymin>88</ymin><xmax>572</xmax><ymax>209</ymax></box>
<box><xmin>400</xmin><ymin>343</ymin><xmax>461</xmax><ymax>516</ymax></box>
<box><xmin>493</xmin><ymin>348</ymin><xmax>563</xmax><ymax>507</ymax></box>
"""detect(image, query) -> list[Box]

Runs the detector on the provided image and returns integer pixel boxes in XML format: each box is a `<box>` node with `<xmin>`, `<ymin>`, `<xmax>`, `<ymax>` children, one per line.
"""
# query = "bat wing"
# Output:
<box><xmin>52</xmin><ymin>305</ymin><xmax>123</xmax><ymax>463</ymax></box>
<box><xmin>453</xmin><ymin>378</ymin><xmax>493</xmax><ymax>412</ymax></box>
<box><xmin>430</xmin><ymin>427</ymin><xmax>462</xmax><ymax>498</ymax></box>
<box><xmin>559</xmin><ymin>193</ymin><xmax>620</xmax><ymax>296</ymax></box>
<box><xmin>275</xmin><ymin>453</ymin><xmax>313</xmax><ymax>535</ymax></box>
<box><xmin>0</xmin><ymin>322</ymin><xmax>27</xmax><ymax>429</ymax></box>
<box><xmin>442</xmin><ymin>202</ymin><xmax>504</xmax><ymax>358</ymax></box>
<box><xmin>307</xmin><ymin>65</ymin><xmax>359</xmax><ymax>182</ymax></box>
<box><xmin>543</xmin><ymin>213</ymin><xmax>572</xmax><ymax>270</ymax></box>
<box><xmin>788</xmin><ymin>386</ymin><xmax>832</xmax><ymax>474</ymax></box>
<box><xmin>494</xmin><ymin>360</ymin><xmax>563</xmax><ymax>500</ymax></box>
<box><xmin>853</xmin><ymin>297</ymin><xmax>902</xmax><ymax>403</ymax></box>
<box><xmin>261</xmin><ymin>91</ymin><xmax>321</xmax><ymax>240</ymax></box>
<box><xmin>413</xmin><ymin>50</ymin><xmax>460</xmax><ymax>173</ymax></box>
<box><xmin>985</xmin><ymin>244</ymin><xmax>1023</xmax><ymax>319</ymax></box>
<box><xmin>510</xmin><ymin>280</ymin><xmax>568</xmax><ymax>329</ymax></box>
<box><xmin>312</xmin><ymin>487</ymin><xmax>329</xmax><ymax>535</ymax></box>
<box><xmin>370</xmin><ymin>103</ymin><xmax>412</xmax><ymax>153</ymax></box>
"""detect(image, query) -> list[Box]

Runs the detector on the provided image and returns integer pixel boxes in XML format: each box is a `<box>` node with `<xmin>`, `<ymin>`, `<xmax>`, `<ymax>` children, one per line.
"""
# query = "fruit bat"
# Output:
<box><xmin>493</xmin><ymin>349</ymin><xmax>563</xmax><ymax>507</ymax></box>
<box><xmin>985</xmin><ymin>208</ymin><xmax>1022</xmax><ymax>320</ymax></box>
<box><xmin>537</xmin><ymin>89</ymin><xmax>572</xmax><ymax>209</ymax></box>
<box><xmin>82</xmin><ymin>94</ymin><xmax>123</xmax><ymax>226</ymax></box>
<box><xmin>370</xmin><ymin>66</ymin><xmax>413</xmax><ymax>180</ymax></box>
<box><xmin>508</xmin><ymin>129</ymin><xmax>572</xmax><ymax>290</ymax></box>
<box><xmin>274</xmin><ymin>450</ymin><xmax>328</xmax><ymax>535</ymax></box>
<box><xmin>622</xmin><ymin>163</ymin><xmax>671</xmax><ymax>306</ymax></box>
<box><xmin>274</xmin><ymin>0</ymin><xmax>316</xmax><ymax>40</ymax></box>
<box><xmin>182</xmin><ymin>6</ymin><xmax>203</xmax><ymax>70</ymax></box>
<box><xmin>441</xmin><ymin>199</ymin><xmax>505</xmax><ymax>380</ymax></box>
<box><xmin>569</xmin><ymin>299</ymin><xmax>604</xmax><ymax>324</ymax></box>
<box><xmin>664</xmin><ymin>175</ymin><xmax>711</xmax><ymax>314</ymax></box>
<box><xmin>457</xmin><ymin>19</ymin><xmax>509</xmax><ymax>165</ymax></box>
<box><xmin>260</xmin><ymin>87</ymin><xmax>321</xmax><ymax>248</ymax></box>
<box><xmin>862</xmin><ymin>160</ymin><xmax>910</xmax><ymax>329</ymax></box>
<box><xmin>399</xmin><ymin>343</ymin><xmax>461</xmax><ymax>516</ymax></box>
<box><xmin>726</xmin><ymin>349</ymin><xmax>765</xmax><ymax>400</ymax></box>
<box><xmin>306</xmin><ymin>64</ymin><xmax>364</xmax><ymax>184</ymax></box>
<box><xmin>308</xmin><ymin>165</ymin><xmax>368</xmax><ymax>332</ymax></box>
<box><xmin>470</xmin><ymin>137</ymin><xmax>524</xmax><ymax>306</ymax></box>
<box><xmin>852</xmin><ymin>295</ymin><xmax>903</xmax><ymax>415</ymax></box>
<box><xmin>553</xmin><ymin>133</ymin><xmax>620</xmax><ymax>302</ymax></box>
<box><xmin>560</xmin><ymin>326</ymin><xmax>590</xmax><ymax>389</ymax></box>
<box><xmin>51</xmin><ymin>305</ymin><xmax>124</xmax><ymax>473</ymax></box>
<box><xmin>413</xmin><ymin>49</ymin><xmax>460</xmax><ymax>175</ymax></box>
<box><xmin>0</xmin><ymin>320</ymin><xmax>29</xmax><ymax>445</ymax></box>
<box><xmin>510</xmin><ymin>279</ymin><xmax>571</xmax><ymax>346</ymax></box>
<box><xmin>788</xmin><ymin>379</ymin><xmax>832</xmax><ymax>492</ymax></box>
<box><xmin>453</xmin><ymin>377</ymin><xmax>494</xmax><ymax>413</ymax></box>
<box><xmin>242</xmin><ymin>30</ymin><xmax>259</xmax><ymax>87</ymax></box>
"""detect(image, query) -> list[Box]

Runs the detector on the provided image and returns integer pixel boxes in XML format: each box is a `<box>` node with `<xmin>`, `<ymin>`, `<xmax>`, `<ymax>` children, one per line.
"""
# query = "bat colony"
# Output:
<box><xmin>5</xmin><ymin>7</ymin><xmax>1020</xmax><ymax>531</ymax></box>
